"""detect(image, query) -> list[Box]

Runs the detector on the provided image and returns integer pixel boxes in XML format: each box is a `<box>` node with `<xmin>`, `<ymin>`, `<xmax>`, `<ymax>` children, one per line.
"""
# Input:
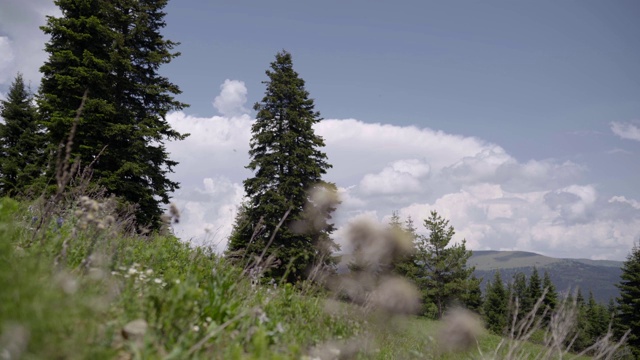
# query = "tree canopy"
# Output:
<box><xmin>38</xmin><ymin>0</ymin><xmax>187</xmax><ymax>227</ymax></box>
<box><xmin>0</xmin><ymin>73</ymin><xmax>43</xmax><ymax>197</ymax></box>
<box><xmin>616</xmin><ymin>243</ymin><xmax>640</xmax><ymax>357</ymax></box>
<box><xmin>227</xmin><ymin>51</ymin><xmax>335</xmax><ymax>281</ymax></box>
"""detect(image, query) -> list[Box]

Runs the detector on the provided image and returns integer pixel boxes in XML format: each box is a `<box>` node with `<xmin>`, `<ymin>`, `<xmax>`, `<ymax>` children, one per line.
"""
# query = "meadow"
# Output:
<box><xmin>0</xmin><ymin>195</ymin><xmax>627</xmax><ymax>359</ymax></box>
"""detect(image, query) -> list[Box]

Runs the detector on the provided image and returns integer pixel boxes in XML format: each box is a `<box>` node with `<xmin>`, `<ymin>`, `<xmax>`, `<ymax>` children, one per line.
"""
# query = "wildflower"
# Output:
<box><xmin>145</xmin><ymin>269</ymin><xmax>153</xmax><ymax>275</ymax></box>
<box><xmin>154</xmin><ymin>278</ymin><xmax>162</xmax><ymax>284</ymax></box>
<box><xmin>192</xmin><ymin>325</ymin><xmax>200</xmax><ymax>332</ymax></box>
<box><xmin>128</xmin><ymin>268</ymin><xmax>137</xmax><ymax>275</ymax></box>
<box><xmin>175</xmin><ymin>279</ymin><xmax>181</xmax><ymax>284</ymax></box>
<box><xmin>205</xmin><ymin>317</ymin><xmax>212</xmax><ymax>323</ymax></box>
<box><xmin>275</xmin><ymin>322</ymin><xmax>285</xmax><ymax>333</ymax></box>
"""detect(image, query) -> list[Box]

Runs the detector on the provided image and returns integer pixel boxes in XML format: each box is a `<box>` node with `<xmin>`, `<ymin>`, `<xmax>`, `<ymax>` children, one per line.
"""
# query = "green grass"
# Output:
<box><xmin>0</xmin><ymin>197</ymin><xmax>605</xmax><ymax>359</ymax></box>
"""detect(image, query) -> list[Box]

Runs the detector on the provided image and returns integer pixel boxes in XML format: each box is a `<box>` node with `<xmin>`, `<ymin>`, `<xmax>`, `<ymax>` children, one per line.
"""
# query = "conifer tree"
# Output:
<box><xmin>227</xmin><ymin>51</ymin><xmax>335</xmax><ymax>281</ymax></box>
<box><xmin>390</xmin><ymin>213</ymin><xmax>420</xmax><ymax>281</ymax></box>
<box><xmin>615</xmin><ymin>243</ymin><xmax>640</xmax><ymax>357</ymax></box>
<box><xmin>512</xmin><ymin>271</ymin><xmax>531</xmax><ymax>320</ymax></box>
<box><xmin>463</xmin><ymin>275</ymin><xmax>484</xmax><ymax>313</ymax></box>
<box><xmin>541</xmin><ymin>270</ymin><xmax>558</xmax><ymax>324</ymax></box>
<box><xmin>528</xmin><ymin>267</ymin><xmax>542</xmax><ymax>304</ymax></box>
<box><xmin>484</xmin><ymin>271</ymin><xmax>508</xmax><ymax>334</ymax></box>
<box><xmin>415</xmin><ymin>210</ymin><xmax>474</xmax><ymax>318</ymax></box>
<box><xmin>0</xmin><ymin>73</ymin><xmax>43</xmax><ymax>197</ymax></box>
<box><xmin>38</xmin><ymin>0</ymin><xmax>187</xmax><ymax>227</ymax></box>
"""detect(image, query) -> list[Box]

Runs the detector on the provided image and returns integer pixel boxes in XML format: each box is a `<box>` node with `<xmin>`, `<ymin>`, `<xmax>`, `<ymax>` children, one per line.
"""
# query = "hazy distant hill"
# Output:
<box><xmin>469</xmin><ymin>250</ymin><xmax>623</xmax><ymax>304</ymax></box>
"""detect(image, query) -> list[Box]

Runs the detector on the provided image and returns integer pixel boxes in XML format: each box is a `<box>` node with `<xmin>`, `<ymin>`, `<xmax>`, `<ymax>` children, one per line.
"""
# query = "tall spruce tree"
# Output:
<box><xmin>38</xmin><ymin>0</ymin><xmax>187</xmax><ymax>227</ymax></box>
<box><xmin>0</xmin><ymin>73</ymin><xmax>43</xmax><ymax>197</ymax></box>
<box><xmin>615</xmin><ymin>243</ymin><xmax>640</xmax><ymax>358</ymax></box>
<box><xmin>415</xmin><ymin>210</ymin><xmax>474</xmax><ymax>318</ymax></box>
<box><xmin>541</xmin><ymin>270</ymin><xmax>558</xmax><ymax>324</ymax></box>
<box><xmin>484</xmin><ymin>271</ymin><xmax>508</xmax><ymax>334</ymax></box>
<box><xmin>227</xmin><ymin>51</ymin><xmax>335</xmax><ymax>281</ymax></box>
<box><xmin>511</xmin><ymin>271</ymin><xmax>531</xmax><ymax>320</ymax></box>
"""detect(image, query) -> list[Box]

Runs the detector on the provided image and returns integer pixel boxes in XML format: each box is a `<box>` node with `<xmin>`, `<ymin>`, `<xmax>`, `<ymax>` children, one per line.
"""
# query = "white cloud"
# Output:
<box><xmin>160</xmin><ymin>81</ymin><xmax>639</xmax><ymax>261</ymax></box>
<box><xmin>360</xmin><ymin>159</ymin><xmax>430</xmax><ymax>196</ymax></box>
<box><xmin>0</xmin><ymin>0</ymin><xmax>60</xmax><ymax>88</ymax></box>
<box><xmin>213</xmin><ymin>79</ymin><xmax>249</xmax><ymax>117</ymax></box>
<box><xmin>0</xmin><ymin>36</ymin><xmax>16</xmax><ymax>84</ymax></box>
<box><xmin>611</xmin><ymin>121</ymin><xmax>640</xmax><ymax>142</ymax></box>
<box><xmin>609</xmin><ymin>196</ymin><xmax>640</xmax><ymax>210</ymax></box>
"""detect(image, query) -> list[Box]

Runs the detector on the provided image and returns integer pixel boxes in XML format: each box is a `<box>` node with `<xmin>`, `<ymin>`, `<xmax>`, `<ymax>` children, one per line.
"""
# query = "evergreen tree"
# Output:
<box><xmin>415</xmin><ymin>210</ymin><xmax>474</xmax><ymax>318</ymax></box>
<box><xmin>227</xmin><ymin>51</ymin><xmax>335</xmax><ymax>281</ymax></box>
<box><xmin>541</xmin><ymin>270</ymin><xmax>558</xmax><ymax>324</ymax></box>
<box><xmin>528</xmin><ymin>267</ymin><xmax>542</xmax><ymax>305</ymax></box>
<box><xmin>586</xmin><ymin>291</ymin><xmax>609</xmax><ymax>343</ymax></box>
<box><xmin>0</xmin><ymin>73</ymin><xmax>43</xmax><ymax>196</ymax></box>
<box><xmin>484</xmin><ymin>271</ymin><xmax>508</xmax><ymax>334</ymax></box>
<box><xmin>463</xmin><ymin>275</ymin><xmax>484</xmax><ymax>313</ymax></box>
<box><xmin>615</xmin><ymin>243</ymin><xmax>640</xmax><ymax>358</ymax></box>
<box><xmin>39</xmin><ymin>0</ymin><xmax>187</xmax><ymax>227</ymax></box>
<box><xmin>390</xmin><ymin>213</ymin><xmax>420</xmax><ymax>281</ymax></box>
<box><xmin>511</xmin><ymin>272</ymin><xmax>531</xmax><ymax>320</ymax></box>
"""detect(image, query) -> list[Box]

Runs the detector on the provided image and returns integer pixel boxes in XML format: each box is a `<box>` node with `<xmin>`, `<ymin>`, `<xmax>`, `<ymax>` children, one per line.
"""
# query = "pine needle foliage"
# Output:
<box><xmin>227</xmin><ymin>51</ymin><xmax>335</xmax><ymax>282</ymax></box>
<box><xmin>615</xmin><ymin>242</ymin><xmax>640</xmax><ymax>358</ymax></box>
<box><xmin>38</xmin><ymin>0</ymin><xmax>187</xmax><ymax>228</ymax></box>
<box><xmin>0</xmin><ymin>73</ymin><xmax>44</xmax><ymax>197</ymax></box>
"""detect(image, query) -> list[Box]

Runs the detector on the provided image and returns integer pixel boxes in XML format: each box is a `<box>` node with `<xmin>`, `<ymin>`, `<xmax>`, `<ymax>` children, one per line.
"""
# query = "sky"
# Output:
<box><xmin>1</xmin><ymin>0</ymin><xmax>639</xmax><ymax>260</ymax></box>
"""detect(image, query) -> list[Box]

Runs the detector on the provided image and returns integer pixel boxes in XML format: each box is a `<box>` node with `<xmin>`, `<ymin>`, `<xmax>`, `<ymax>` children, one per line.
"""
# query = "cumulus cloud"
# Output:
<box><xmin>360</xmin><ymin>159</ymin><xmax>430</xmax><ymax>196</ymax></box>
<box><xmin>213</xmin><ymin>79</ymin><xmax>249</xmax><ymax>117</ymax></box>
<box><xmin>609</xmin><ymin>196</ymin><xmax>640</xmax><ymax>210</ymax></box>
<box><xmin>0</xmin><ymin>0</ymin><xmax>60</xmax><ymax>88</ymax></box>
<box><xmin>161</xmin><ymin>80</ymin><xmax>639</xmax><ymax>260</ymax></box>
<box><xmin>611</xmin><ymin>121</ymin><xmax>640</xmax><ymax>141</ymax></box>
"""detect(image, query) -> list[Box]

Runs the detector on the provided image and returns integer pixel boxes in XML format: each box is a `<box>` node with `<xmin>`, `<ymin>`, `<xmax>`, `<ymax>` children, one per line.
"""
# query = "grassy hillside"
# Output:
<box><xmin>0</xmin><ymin>197</ymin><xmax>627</xmax><ymax>358</ymax></box>
<box><xmin>470</xmin><ymin>251</ymin><xmax>622</xmax><ymax>303</ymax></box>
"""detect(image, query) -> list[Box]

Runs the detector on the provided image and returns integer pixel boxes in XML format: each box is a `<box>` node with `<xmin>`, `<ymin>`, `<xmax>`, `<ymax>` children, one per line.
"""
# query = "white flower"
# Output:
<box><xmin>154</xmin><ymin>278</ymin><xmax>162</xmax><ymax>284</ymax></box>
<box><xmin>205</xmin><ymin>317</ymin><xmax>212</xmax><ymax>323</ymax></box>
<box><xmin>175</xmin><ymin>279</ymin><xmax>181</xmax><ymax>284</ymax></box>
<box><xmin>127</xmin><ymin>268</ymin><xmax>137</xmax><ymax>275</ymax></box>
<box><xmin>145</xmin><ymin>269</ymin><xmax>153</xmax><ymax>275</ymax></box>
<box><xmin>192</xmin><ymin>325</ymin><xmax>200</xmax><ymax>332</ymax></box>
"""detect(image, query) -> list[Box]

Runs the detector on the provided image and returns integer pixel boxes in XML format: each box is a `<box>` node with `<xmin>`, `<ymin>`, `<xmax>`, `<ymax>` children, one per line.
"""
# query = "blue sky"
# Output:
<box><xmin>1</xmin><ymin>0</ymin><xmax>639</xmax><ymax>259</ymax></box>
<box><xmin>159</xmin><ymin>0</ymin><xmax>640</xmax><ymax>197</ymax></box>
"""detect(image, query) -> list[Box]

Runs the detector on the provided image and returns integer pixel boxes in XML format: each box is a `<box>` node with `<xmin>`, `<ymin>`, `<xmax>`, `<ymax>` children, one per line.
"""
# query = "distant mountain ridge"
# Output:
<box><xmin>469</xmin><ymin>250</ymin><xmax>623</xmax><ymax>304</ymax></box>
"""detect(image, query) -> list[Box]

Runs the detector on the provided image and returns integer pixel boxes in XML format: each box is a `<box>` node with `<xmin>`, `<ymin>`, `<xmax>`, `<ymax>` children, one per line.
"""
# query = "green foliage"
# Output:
<box><xmin>414</xmin><ymin>210</ymin><xmax>475</xmax><ymax>319</ymax></box>
<box><xmin>528</xmin><ymin>267</ymin><xmax>542</xmax><ymax>315</ymax></box>
<box><xmin>463</xmin><ymin>275</ymin><xmax>484</xmax><ymax>313</ymax></box>
<box><xmin>0</xmin><ymin>74</ymin><xmax>44</xmax><ymax>197</ymax></box>
<box><xmin>616</xmin><ymin>243</ymin><xmax>640</xmax><ymax>358</ymax></box>
<box><xmin>227</xmin><ymin>51</ymin><xmax>335</xmax><ymax>282</ymax></box>
<box><xmin>0</xmin><ymin>197</ymin><xmax>361</xmax><ymax>359</ymax></box>
<box><xmin>511</xmin><ymin>271</ymin><xmax>532</xmax><ymax>321</ymax></box>
<box><xmin>38</xmin><ymin>0</ymin><xmax>187</xmax><ymax>228</ymax></box>
<box><xmin>484</xmin><ymin>271</ymin><xmax>508</xmax><ymax>334</ymax></box>
<box><xmin>541</xmin><ymin>270</ymin><xmax>558</xmax><ymax>324</ymax></box>
<box><xmin>389</xmin><ymin>213</ymin><xmax>420</xmax><ymax>281</ymax></box>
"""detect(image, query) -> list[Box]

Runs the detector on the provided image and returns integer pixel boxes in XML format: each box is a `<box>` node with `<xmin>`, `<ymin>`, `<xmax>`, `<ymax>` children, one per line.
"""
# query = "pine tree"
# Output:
<box><xmin>227</xmin><ymin>51</ymin><xmax>335</xmax><ymax>282</ymax></box>
<box><xmin>484</xmin><ymin>271</ymin><xmax>508</xmax><ymax>334</ymax></box>
<box><xmin>615</xmin><ymin>243</ymin><xmax>640</xmax><ymax>358</ymax></box>
<box><xmin>39</xmin><ymin>0</ymin><xmax>187</xmax><ymax>227</ymax></box>
<box><xmin>511</xmin><ymin>271</ymin><xmax>531</xmax><ymax>321</ymax></box>
<box><xmin>528</xmin><ymin>267</ymin><xmax>542</xmax><ymax>303</ymax></box>
<box><xmin>586</xmin><ymin>291</ymin><xmax>609</xmax><ymax>343</ymax></box>
<box><xmin>0</xmin><ymin>73</ymin><xmax>43</xmax><ymax>197</ymax></box>
<box><xmin>415</xmin><ymin>210</ymin><xmax>474</xmax><ymax>318</ymax></box>
<box><xmin>390</xmin><ymin>213</ymin><xmax>420</xmax><ymax>281</ymax></box>
<box><xmin>541</xmin><ymin>270</ymin><xmax>558</xmax><ymax>324</ymax></box>
<box><xmin>463</xmin><ymin>275</ymin><xmax>484</xmax><ymax>313</ymax></box>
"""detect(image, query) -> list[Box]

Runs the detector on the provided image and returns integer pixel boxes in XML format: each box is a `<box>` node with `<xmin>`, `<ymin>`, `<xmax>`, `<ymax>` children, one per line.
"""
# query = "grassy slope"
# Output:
<box><xmin>0</xmin><ymin>198</ymin><xmax>598</xmax><ymax>359</ymax></box>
